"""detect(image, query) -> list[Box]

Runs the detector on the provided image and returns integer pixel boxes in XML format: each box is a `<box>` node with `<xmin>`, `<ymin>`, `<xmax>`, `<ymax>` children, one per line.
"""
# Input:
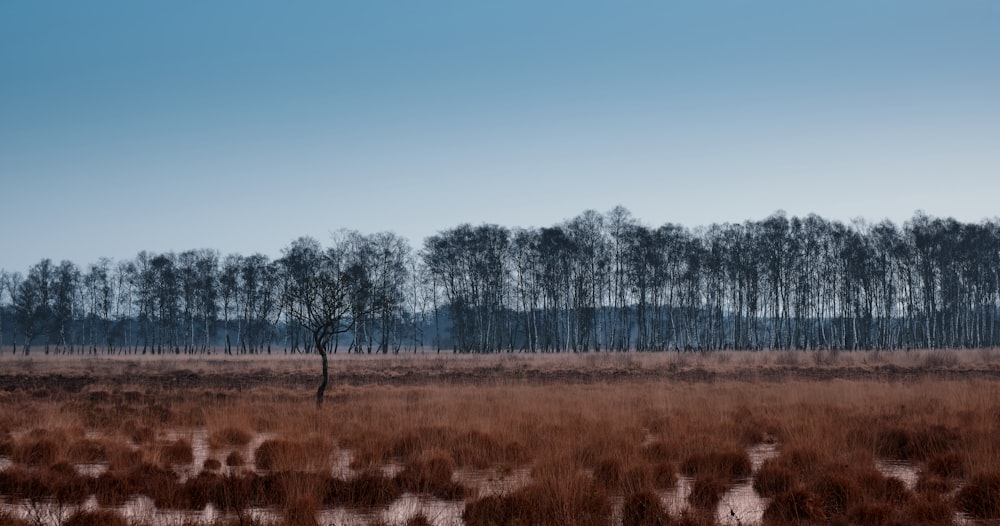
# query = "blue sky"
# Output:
<box><xmin>2</xmin><ymin>1</ymin><xmax>998</xmax><ymax>272</ymax></box>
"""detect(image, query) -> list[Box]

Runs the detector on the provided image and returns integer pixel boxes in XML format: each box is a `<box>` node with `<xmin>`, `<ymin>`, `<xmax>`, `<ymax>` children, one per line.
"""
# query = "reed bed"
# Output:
<box><xmin>0</xmin><ymin>350</ymin><xmax>998</xmax><ymax>525</ymax></box>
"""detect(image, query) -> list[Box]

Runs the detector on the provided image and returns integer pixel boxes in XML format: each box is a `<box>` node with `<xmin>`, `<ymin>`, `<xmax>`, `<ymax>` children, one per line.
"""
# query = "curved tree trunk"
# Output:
<box><xmin>316</xmin><ymin>347</ymin><xmax>329</xmax><ymax>407</ymax></box>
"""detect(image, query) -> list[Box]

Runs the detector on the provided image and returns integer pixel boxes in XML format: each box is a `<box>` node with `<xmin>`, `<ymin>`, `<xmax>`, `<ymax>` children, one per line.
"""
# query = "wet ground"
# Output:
<box><xmin>0</xmin><ymin>429</ymin><xmax>931</xmax><ymax>526</ymax></box>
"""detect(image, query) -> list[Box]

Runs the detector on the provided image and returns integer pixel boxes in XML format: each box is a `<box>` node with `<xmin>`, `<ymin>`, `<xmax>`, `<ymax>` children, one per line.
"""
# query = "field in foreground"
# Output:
<box><xmin>0</xmin><ymin>349</ymin><xmax>999</xmax><ymax>525</ymax></box>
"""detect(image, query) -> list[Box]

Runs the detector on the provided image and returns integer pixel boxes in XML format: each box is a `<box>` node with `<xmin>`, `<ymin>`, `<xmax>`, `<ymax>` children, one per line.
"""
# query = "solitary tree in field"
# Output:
<box><xmin>280</xmin><ymin>236</ymin><xmax>370</xmax><ymax>407</ymax></box>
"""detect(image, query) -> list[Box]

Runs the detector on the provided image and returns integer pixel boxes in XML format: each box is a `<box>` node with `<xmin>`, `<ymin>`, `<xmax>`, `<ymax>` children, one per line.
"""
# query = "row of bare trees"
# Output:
<box><xmin>421</xmin><ymin>208</ymin><xmax>1000</xmax><ymax>352</ymax></box>
<box><xmin>0</xmin><ymin>231</ymin><xmax>418</xmax><ymax>355</ymax></box>
<box><xmin>2</xmin><ymin>209</ymin><xmax>1000</xmax><ymax>354</ymax></box>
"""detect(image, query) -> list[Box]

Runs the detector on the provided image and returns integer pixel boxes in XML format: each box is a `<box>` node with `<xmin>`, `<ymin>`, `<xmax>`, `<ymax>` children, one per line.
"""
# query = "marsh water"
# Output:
<box><xmin>0</xmin><ymin>429</ymin><xmax>936</xmax><ymax>526</ymax></box>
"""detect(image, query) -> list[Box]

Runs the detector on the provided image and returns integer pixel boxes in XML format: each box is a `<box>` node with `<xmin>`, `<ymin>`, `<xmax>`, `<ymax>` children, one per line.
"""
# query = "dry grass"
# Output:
<box><xmin>0</xmin><ymin>351</ymin><xmax>999</xmax><ymax>524</ymax></box>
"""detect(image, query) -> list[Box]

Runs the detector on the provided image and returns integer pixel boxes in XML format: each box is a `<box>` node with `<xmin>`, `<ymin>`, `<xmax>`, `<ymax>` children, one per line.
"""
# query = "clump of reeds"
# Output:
<box><xmin>903</xmin><ymin>491</ymin><xmax>955</xmax><ymax>525</ymax></box>
<box><xmin>159</xmin><ymin>437</ymin><xmax>194</xmax><ymax>466</ymax></box>
<box><xmin>209</xmin><ymin>426</ymin><xmax>253</xmax><ymax>448</ymax></box>
<box><xmin>106</xmin><ymin>443</ymin><xmax>143</xmax><ymax>472</ymax></box>
<box><xmin>761</xmin><ymin>487</ymin><xmax>825</xmax><ymax>525</ymax></box>
<box><xmin>61</xmin><ymin>509</ymin><xmax>129</xmax><ymax>526</ymax></box>
<box><xmin>621</xmin><ymin>490</ymin><xmax>669</xmax><ymax>526</ymax></box>
<box><xmin>93</xmin><ymin>471</ymin><xmax>132</xmax><ymax>506</ymax></box>
<box><xmin>753</xmin><ymin>458</ymin><xmax>796</xmax><ymax>497</ymax></box>
<box><xmin>404</xmin><ymin>513</ymin><xmax>434</xmax><ymax>526</ymax></box>
<box><xmin>12</xmin><ymin>435</ymin><xmax>62</xmax><ymax>466</ymax></box>
<box><xmin>0</xmin><ymin>436</ymin><xmax>13</xmax><ymax>457</ymax></box>
<box><xmin>65</xmin><ymin>437</ymin><xmax>109</xmax><ymax>463</ymax></box>
<box><xmin>924</xmin><ymin>451</ymin><xmax>965</xmax><ymax>478</ymax></box>
<box><xmin>687</xmin><ymin>474</ymin><xmax>729</xmax><ymax>511</ymax></box>
<box><xmin>871</xmin><ymin>424</ymin><xmax>962</xmax><ymax>461</ymax></box>
<box><xmin>0</xmin><ymin>463</ymin><xmax>90</xmax><ymax>506</ymax></box>
<box><xmin>226</xmin><ymin>450</ymin><xmax>245</xmax><ymax>467</ymax></box>
<box><xmin>451</xmin><ymin>429</ymin><xmax>514</xmax><ymax>469</ymax></box>
<box><xmin>334</xmin><ymin>470</ymin><xmax>401</xmax><ymax>508</ymax></box>
<box><xmin>463</xmin><ymin>477</ymin><xmax>610</xmax><ymax>526</ymax></box>
<box><xmin>122</xmin><ymin>419</ymin><xmax>155</xmax><ymax>445</ymax></box>
<box><xmin>395</xmin><ymin>449</ymin><xmax>465</xmax><ymax>499</ymax></box>
<box><xmin>0</xmin><ymin>511</ymin><xmax>29</xmax><ymax>526</ymax></box>
<box><xmin>641</xmin><ymin>441</ymin><xmax>678</xmax><ymax>489</ymax></box>
<box><xmin>808</xmin><ymin>472</ymin><xmax>863</xmax><ymax>518</ymax></box>
<box><xmin>955</xmin><ymin>472</ymin><xmax>1000</xmax><ymax>519</ymax></box>
<box><xmin>254</xmin><ymin>438</ymin><xmax>309</xmax><ymax>471</ymax></box>
<box><xmin>680</xmin><ymin>449</ymin><xmax>752</xmax><ymax>481</ymax></box>
<box><xmin>126</xmin><ymin>462</ymin><xmax>185</xmax><ymax>508</ymax></box>
<box><xmin>281</xmin><ymin>496</ymin><xmax>320</xmax><ymax>526</ymax></box>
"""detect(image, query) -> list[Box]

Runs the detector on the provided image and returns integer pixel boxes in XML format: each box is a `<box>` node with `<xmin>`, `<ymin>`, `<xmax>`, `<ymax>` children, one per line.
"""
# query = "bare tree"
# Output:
<box><xmin>280</xmin><ymin>237</ymin><xmax>371</xmax><ymax>407</ymax></box>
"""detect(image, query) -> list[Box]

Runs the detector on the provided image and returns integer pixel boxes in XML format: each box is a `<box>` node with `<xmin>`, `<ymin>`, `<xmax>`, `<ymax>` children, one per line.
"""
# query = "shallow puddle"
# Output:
<box><xmin>454</xmin><ymin>466</ymin><xmax>532</xmax><ymax>498</ymax></box>
<box><xmin>875</xmin><ymin>458</ymin><xmax>919</xmax><ymax>489</ymax></box>
<box><xmin>661</xmin><ymin>442</ymin><xmax>778</xmax><ymax>525</ymax></box>
<box><xmin>73</xmin><ymin>462</ymin><xmax>109</xmax><ymax>477</ymax></box>
<box><xmin>318</xmin><ymin>494</ymin><xmax>465</xmax><ymax>526</ymax></box>
<box><xmin>0</xmin><ymin>434</ymin><xmax>936</xmax><ymax>526</ymax></box>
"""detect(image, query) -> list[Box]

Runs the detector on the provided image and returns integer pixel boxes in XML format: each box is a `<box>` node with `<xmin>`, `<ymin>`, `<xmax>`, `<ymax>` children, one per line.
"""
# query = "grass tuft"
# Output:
<box><xmin>687</xmin><ymin>474</ymin><xmax>729</xmax><ymax>510</ymax></box>
<box><xmin>761</xmin><ymin>487</ymin><xmax>825</xmax><ymax>525</ymax></box>
<box><xmin>62</xmin><ymin>509</ymin><xmax>128</xmax><ymax>526</ymax></box>
<box><xmin>160</xmin><ymin>438</ymin><xmax>194</xmax><ymax>466</ymax></box>
<box><xmin>955</xmin><ymin>472</ymin><xmax>1000</xmax><ymax>519</ymax></box>
<box><xmin>681</xmin><ymin>449</ymin><xmax>751</xmax><ymax>482</ymax></box>
<box><xmin>255</xmin><ymin>439</ymin><xmax>308</xmax><ymax>472</ymax></box>
<box><xmin>621</xmin><ymin>490</ymin><xmax>669</xmax><ymax>526</ymax></box>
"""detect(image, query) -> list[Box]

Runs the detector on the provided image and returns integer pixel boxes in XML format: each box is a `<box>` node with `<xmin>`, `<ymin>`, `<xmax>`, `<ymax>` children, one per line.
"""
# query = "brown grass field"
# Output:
<box><xmin>0</xmin><ymin>348</ymin><xmax>999</xmax><ymax>525</ymax></box>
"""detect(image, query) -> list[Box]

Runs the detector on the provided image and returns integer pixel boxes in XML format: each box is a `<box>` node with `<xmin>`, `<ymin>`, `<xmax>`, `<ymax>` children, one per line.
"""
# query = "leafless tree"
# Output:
<box><xmin>280</xmin><ymin>236</ymin><xmax>371</xmax><ymax>407</ymax></box>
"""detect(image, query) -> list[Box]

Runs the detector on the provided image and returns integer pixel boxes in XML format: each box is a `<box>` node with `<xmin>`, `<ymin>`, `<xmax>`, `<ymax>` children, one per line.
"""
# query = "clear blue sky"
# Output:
<box><xmin>2</xmin><ymin>1</ymin><xmax>998</xmax><ymax>273</ymax></box>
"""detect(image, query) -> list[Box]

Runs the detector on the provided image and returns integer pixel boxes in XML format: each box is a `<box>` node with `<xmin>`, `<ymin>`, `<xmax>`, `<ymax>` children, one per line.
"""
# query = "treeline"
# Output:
<box><xmin>1</xmin><ymin>208</ymin><xmax>999</xmax><ymax>354</ymax></box>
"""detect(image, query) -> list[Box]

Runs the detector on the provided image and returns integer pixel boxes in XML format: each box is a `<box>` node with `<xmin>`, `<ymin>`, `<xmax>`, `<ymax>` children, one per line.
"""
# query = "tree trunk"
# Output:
<box><xmin>316</xmin><ymin>347</ymin><xmax>329</xmax><ymax>408</ymax></box>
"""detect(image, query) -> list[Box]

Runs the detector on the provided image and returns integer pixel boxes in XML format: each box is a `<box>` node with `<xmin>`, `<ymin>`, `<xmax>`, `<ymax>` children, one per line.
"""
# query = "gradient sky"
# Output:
<box><xmin>2</xmin><ymin>1</ymin><xmax>999</xmax><ymax>273</ymax></box>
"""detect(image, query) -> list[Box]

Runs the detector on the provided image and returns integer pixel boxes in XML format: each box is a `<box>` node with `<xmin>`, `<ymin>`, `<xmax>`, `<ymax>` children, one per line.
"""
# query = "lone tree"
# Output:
<box><xmin>280</xmin><ymin>236</ymin><xmax>370</xmax><ymax>406</ymax></box>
